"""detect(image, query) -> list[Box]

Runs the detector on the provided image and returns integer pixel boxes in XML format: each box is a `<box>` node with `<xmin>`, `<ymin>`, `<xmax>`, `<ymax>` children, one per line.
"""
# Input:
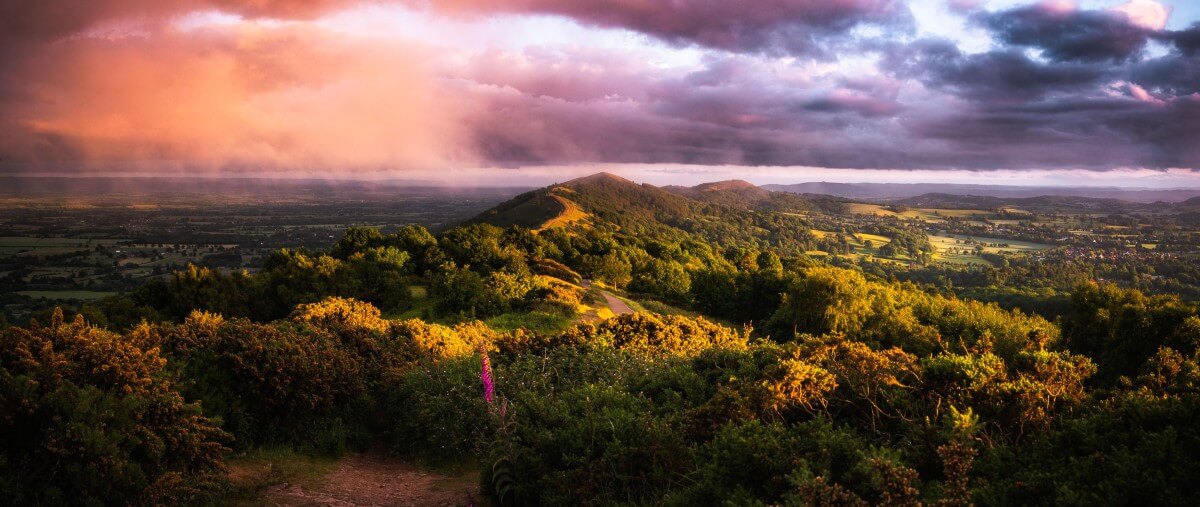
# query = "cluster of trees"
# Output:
<box><xmin>877</xmin><ymin>226</ymin><xmax>934</xmax><ymax>262</ymax></box>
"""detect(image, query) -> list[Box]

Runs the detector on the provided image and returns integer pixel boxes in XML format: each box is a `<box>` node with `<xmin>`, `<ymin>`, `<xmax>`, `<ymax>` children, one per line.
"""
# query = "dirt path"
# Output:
<box><xmin>258</xmin><ymin>453</ymin><xmax>482</xmax><ymax>507</ymax></box>
<box><xmin>595</xmin><ymin>289</ymin><xmax>633</xmax><ymax>315</ymax></box>
<box><xmin>581</xmin><ymin>279</ymin><xmax>634</xmax><ymax>316</ymax></box>
<box><xmin>537</xmin><ymin>194</ymin><xmax>588</xmax><ymax>231</ymax></box>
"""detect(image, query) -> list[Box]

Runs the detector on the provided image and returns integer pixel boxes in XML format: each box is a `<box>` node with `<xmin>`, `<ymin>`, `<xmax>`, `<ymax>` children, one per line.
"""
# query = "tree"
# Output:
<box><xmin>757</xmin><ymin>251</ymin><xmax>784</xmax><ymax>274</ymax></box>
<box><xmin>330</xmin><ymin>227</ymin><xmax>384</xmax><ymax>259</ymax></box>
<box><xmin>631</xmin><ymin>258</ymin><xmax>692</xmax><ymax>302</ymax></box>
<box><xmin>384</xmin><ymin>225</ymin><xmax>446</xmax><ymax>275</ymax></box>
<box><xmin>582</xmin><ymin>252</ymin><xmax>633</xmax><ymax>288</ymax></box>
<box><xmin>767</xmin><ymin>267</ymin><xmax>872</xmax><ymax>339</ymax></box>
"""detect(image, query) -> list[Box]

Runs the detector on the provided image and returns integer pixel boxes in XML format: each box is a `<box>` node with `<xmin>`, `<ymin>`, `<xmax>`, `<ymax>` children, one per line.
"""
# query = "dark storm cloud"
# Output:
<box><xmin>801</xmin><ymin>94</ymin><xmax>899</xmax><ymax>117</ymax></box>
<box><xmin>411</xmin><ymin>0</ymin><xmax>915</xmax><ymax>56</ymax></box>
<box><xmin>1168</xmin><ymin>23</ymin><xmax>1200</xmax><ymax>56</ymax></box>
<box><xmin>976</xmin><ymin>3</ymin><xmax>1154</xmax><ymax>62</ymax></box>
<box><xmin>885</xmin><ymin>38</ymin><xmax>1200</xmax><ymax>171</ymax></box>
<box><xmin>801</xmin><ymin>76</ymin><xmax>902</xmax><ymax>117</ymax></box>
<box><xmin>456</xmin><ymin>52</ymin><xmax>902</xmax><ymax>168</ymax></box>
<box><xmin>906</xmin><ymin>97</ymin><xmax>1178</xmax><ymax>169</ymax></box>
<box><xmin>884</xmin><ymin>39</ymin><xmax>1108</xmax><ymax>100</ymax></box>
<box><xmin>1133</xmin><ymin>52</ymin><xmax>1200</xmax><ymax>96</ymax></box>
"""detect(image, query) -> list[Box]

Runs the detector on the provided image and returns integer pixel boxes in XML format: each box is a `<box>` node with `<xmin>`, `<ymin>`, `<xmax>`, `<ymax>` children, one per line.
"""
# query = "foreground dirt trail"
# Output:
<box><xmin>260</xmin><ymin>453</ymin><xmax>482</xmax><ymax>507</ymax></box>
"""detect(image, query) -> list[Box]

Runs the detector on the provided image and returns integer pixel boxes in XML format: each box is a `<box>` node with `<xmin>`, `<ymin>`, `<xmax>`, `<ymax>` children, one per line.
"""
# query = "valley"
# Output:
<box><xmin>7</xmin><ymin>173</ymin><xmax>1200</xmax><ymax>325</ymax></box>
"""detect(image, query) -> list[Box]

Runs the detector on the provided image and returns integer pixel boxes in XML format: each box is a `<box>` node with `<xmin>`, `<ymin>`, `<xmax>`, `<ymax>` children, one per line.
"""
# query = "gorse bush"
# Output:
<box><xmin>160</xmin><ymin>312</ymin><xmax>370</xmax><ymax>452</ymax></box>
<box><xmin>142</xmin><ymin>299</ymin><xmax>498</xmax><ymax>454</ymax></box>
<box><xmin>558</xmin><ymin>312</ymin><xmax>750</xmax><ymax>358</ymax></box>
<box><xmin>291</xmin><ymin>296</ymin><xmax>390</xmax><ymax>334</ymax></box>
<box><xmin>0</xmin><ymin>310</ymin><xmax>228</xmax><ymax>505</ymax></box>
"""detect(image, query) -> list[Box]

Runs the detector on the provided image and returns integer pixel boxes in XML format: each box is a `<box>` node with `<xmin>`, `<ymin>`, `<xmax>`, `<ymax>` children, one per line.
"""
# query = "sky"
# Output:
<box><xmin>1</xmin><ymin>0</ymin><xmax>1199</xmax><ymax>187</ymax></box>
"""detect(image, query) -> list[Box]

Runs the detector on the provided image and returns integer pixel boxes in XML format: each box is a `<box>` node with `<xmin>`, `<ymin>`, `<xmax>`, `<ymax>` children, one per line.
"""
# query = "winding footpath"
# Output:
<box><xmin>581</xmin><ymin>279</ymin><xmax>634</xmax><ymax>316</ymax></box>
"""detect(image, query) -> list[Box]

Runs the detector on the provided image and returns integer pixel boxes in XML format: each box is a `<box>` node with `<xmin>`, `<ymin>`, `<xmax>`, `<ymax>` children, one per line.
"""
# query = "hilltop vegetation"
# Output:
<box><xmin>4</xmin><ymin>173</ymin><xmax>1200</xmax><ymax>505</ymax></box>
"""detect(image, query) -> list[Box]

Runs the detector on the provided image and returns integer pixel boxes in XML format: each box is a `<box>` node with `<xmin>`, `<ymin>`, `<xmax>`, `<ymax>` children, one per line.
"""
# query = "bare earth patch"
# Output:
<box><xmin>256</xmin><ymin>453</ymin><xmax>482</xmax><ymax>507</ymax></box>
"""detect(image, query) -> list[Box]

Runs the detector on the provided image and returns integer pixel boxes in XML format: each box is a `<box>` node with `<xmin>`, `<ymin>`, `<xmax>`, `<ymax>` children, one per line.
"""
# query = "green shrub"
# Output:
<box><xmin>162</xmin><ymin>313</ymin><xmax>369</xmax><ymax>452</ymax></box>
<box><xmin>381</xmin><ymin>355</ymin><xmax>492</xmax><ymax>463</ymax></box>
<box><xmin>0</xmin><ymin>310</ymin><xmax>229</xmax><ymax>505</ymax></box>
<box><xmin>975</xmin><ymin>391</ymin><xmax>1200</xmax><ymax>506</ymax></box>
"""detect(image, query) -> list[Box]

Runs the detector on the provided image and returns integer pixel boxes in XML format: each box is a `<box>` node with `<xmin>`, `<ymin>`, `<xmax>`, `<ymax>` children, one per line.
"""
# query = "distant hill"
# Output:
<box><xmin>466</xmin><ymin>189</ymin><xmax>572</xmax><ymax>229</ymax></box>
<box><xmin>468</xmin><ymin>172</ymin><xmax>701</xmax><ymax>231</ymax></box>
<box><xmin>663</xmin><ymin>180</ymin><xmax>847</xmax><ymax>214</ymax></box>
<box><xmin>763</xmin><ymin>182</ymin><xmax>1200</xmax><ymax>203</ymax></box>
<box><xmin>467</xmin><ymin>172</ymin><xmax>840</xmax><ymax>240</ymax></box>
<box><xmin>890</xmin><ymin>193</ymin><xmax>1141</xmax><ymax>213</ymax></box>
<box><xmin>664</xmin><ymin>180</ymin><xmax>771</xmax><ymax>204</ymax></box>
<box><xmin>469</xmin><ymin>172</ymin><xmax>1200</xmax><ymax>234</ymax></box>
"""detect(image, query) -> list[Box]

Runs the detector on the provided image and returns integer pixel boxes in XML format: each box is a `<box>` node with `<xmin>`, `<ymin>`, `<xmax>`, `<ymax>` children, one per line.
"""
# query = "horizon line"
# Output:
<box><xmin>3</xmin><ymin>172</ymin><xmax>1200</xmax><ymax>191</ymax></box>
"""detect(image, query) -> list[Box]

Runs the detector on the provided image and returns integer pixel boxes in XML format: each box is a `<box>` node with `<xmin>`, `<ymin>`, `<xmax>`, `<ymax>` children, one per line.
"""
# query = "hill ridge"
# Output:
<box><xmin>693</xmin><ymin>180</ymin><xmax>758</xmax><ymax>192</ymax></box>
<box><xmin>468</xmin><ymin>171</ymin><xmax>849</xmax><ymax>234</ymax></box>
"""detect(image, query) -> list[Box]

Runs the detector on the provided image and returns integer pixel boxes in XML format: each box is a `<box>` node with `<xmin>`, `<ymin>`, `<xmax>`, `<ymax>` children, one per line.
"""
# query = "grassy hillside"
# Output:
<box><xmin>466</xmin><ymin>190</ymin><xmax>567</xmax><ymax>229</ymax></box>
<box><xmin>467</xmin><ymin>172</ymin><xmax>824</xmax><ymax>255</ymax></box>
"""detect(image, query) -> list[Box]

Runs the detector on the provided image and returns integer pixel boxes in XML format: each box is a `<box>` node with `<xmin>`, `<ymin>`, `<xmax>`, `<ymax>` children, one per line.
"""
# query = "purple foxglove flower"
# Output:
<box><xmin>480</xmin><ymin>347</ymin><xmax>495</xmax><ymax>405</ymax></box>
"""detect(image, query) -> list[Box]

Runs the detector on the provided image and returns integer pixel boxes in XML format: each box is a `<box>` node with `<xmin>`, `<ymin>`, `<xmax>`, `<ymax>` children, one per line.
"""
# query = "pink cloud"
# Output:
<box><xmin>1</xmin><ymin>21</ymin><xmax>464</xmax><ymax>172</ymax></box>
<box><xmin>1112</xmin><ymin>0</ymin><xmax>1171</xmax><ymax>31</ymax></box>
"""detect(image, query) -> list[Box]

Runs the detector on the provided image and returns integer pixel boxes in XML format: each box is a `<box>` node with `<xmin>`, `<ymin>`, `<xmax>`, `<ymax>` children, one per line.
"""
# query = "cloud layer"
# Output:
<box><xmin>0</xmin><ymin>0</ymin><xmax>1198</xmax><ymax>176</ymax></box>
<box><xmin>409</xmin><ymin>0</ymin><xmax>912</xmax><ymax>56</ymax></box>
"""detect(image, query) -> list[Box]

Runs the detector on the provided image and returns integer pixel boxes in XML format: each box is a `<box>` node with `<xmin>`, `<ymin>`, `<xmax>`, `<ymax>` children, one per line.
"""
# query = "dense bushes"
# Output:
<box><xmin>5</xmin><ymin>287</ymin><xmax>1200</xmax><ymax>505</ymax></box>
<box><xmin>381</xmin><ymin>355</ymin><xmax>493</xmax><ymax>462</ymax></box>
<box><xmin>1063</xmin><ymin>282</ymin><xmax>1200</xmax><ymax>383</ymax></box>
<box><xmin>0</xmin><ymin>310</ymin><xmax>228</xmax><ymax>505</ymax></box>
<box><xmin>974</xmin><ymin>382</ymin><xmax>1200</xmax><ymax>505</ymax></box>
<box><xmin>9</xmin><ymin>220</ymin><xmax>1200</xmax><ymax>505</ymax></box>
<box><xmin>464</xmin><ymin>305</ymin><xmax>1107</xmax><ymax>505</ymax></box>
<box><xmin>156</xmin><ymin>312</ymin><xmax>371</xmax><ymax>452</ymax></box>
<box><xmin>149</xmin><ymin>299</ymin><xmax>496</xmax><ymax>453</ymax></box>
<box><xmin>0</xmin><ymin>296</ymin><xmax>514</xmax><ymax>504</ymax></box>
<box><xmin>475</xmin><ymin>328</ymin><xmax>1005</xmax><ymax>505</ymax></box>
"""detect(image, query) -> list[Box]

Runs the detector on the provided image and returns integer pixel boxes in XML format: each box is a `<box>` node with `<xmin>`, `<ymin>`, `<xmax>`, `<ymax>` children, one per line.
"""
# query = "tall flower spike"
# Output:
<box><xmin>480</xmin><ymin>346</ymin><xmax>495</xmax><ymax>405</ymax></box>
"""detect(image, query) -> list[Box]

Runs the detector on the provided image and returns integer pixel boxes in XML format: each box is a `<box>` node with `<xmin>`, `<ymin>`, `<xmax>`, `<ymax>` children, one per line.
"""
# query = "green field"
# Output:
<box><xmin>856</xmin><ymin>232</ymin><xmax>891</xmax><ymax>245</ymax></box>
<box><xmin>846</xmin><ymin>203</ymin><xmax>990</xmax><ymax>221</ymax></box>
<box><xmin>809</xmin><ymin>231</ymin><xmax>919</xmax><ymax>264</ymax></box>
<box><xmin>929</xmin><ymin>234</ymin><xmax>1051</xmax><ymax>266</ymax></box>
<box><xmin>0</xmin><ymin>236</ymin><xmax>121</xmax><ymax>257</ymax></box>
<box><xmin>18</xmin><ymin>290</ymin><xmax>118</xmax><ymax>301</ymax></box>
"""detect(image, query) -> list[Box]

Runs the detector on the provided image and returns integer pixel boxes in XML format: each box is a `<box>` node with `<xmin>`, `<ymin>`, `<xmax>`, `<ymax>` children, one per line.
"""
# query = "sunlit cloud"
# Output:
<box><xmin>0</xmin><ymin>0</ymin><xmax>1197</xmax><ymax>184</ymax></box>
